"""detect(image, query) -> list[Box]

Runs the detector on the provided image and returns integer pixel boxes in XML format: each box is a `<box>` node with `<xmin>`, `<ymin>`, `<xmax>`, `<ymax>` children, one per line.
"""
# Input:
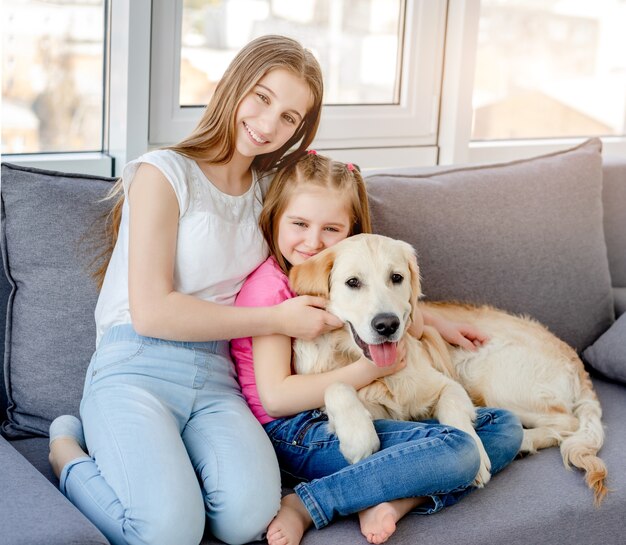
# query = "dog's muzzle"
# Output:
<box><xmin>348</xmin><ymin>319</ymin><xmax>399</xmax><ymax>368</ymax></box>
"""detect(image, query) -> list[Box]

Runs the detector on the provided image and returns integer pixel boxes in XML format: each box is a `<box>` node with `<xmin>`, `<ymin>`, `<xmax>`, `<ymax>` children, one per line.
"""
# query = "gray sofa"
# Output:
<box><xmin>2</xmin><ymin>137</ymin><xmax>625</xmax><ymax>545</ymax></box>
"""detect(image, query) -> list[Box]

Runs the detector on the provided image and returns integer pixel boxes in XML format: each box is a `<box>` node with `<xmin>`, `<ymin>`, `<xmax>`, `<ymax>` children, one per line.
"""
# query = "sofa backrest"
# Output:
<box><xmin>1</xmin><ymin>163</ymin><xmax>115</xmax><ymax>434</ymax></box>
<box><xmin>1</xmin><ymin>139</ymin><xmax>625</xmax><ymax>431</ymax></box>
<box><xmin>363</xmin><ymin>139</ymin><xmax>617</xmax><ymax>352</ymax></box>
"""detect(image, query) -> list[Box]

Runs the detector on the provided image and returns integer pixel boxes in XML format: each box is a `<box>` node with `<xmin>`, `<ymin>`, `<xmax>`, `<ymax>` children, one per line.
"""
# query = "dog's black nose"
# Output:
<box><xmin>372</xmin><ymin>313</ymin><xmax>400</xmax><ymax>337</ymax></box>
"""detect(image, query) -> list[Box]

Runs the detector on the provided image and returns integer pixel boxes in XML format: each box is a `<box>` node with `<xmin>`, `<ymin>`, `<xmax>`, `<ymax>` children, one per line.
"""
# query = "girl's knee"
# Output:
<box><xmin>208</xmin><ymin>483</ymin><xmax>281</xmax><ymax>545</ymax></box>
<box><xmin>495</xmin><ymin>409</ymin><xmax>523</xmax><ymax>448</ymax></box>
<box><xmin>479</xmin><ymin>408</ymin><xmax>524</xmax><ymax>452</ymax></box>
<box><xmin>442</xmin><ymin>428</ymin><xmax>482</xmax><ymax>483</ymax></box>
<box><xmin>124</xmin><ymin>498</ymin><xmax>205</xmax><ymax>545</ymax></box>
<box><xmin>474</xmin><ymin>408</ymin><xmax>523</xmax><ymax>474</ymax></box>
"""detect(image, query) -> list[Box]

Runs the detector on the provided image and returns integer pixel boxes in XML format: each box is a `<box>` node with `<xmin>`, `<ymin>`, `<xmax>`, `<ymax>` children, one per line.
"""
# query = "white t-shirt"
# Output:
<box><xmin>95</xmin><ymin>149</ymin><xmax>271</xmax><ymax>346</ymax></box>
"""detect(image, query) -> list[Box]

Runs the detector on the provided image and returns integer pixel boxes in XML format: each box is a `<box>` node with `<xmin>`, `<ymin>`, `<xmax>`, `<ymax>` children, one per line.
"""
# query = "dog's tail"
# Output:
<box><xmin>560</xmin><ymin>358</ymin><xmax>608</xmax><ymax>506</ymax></box>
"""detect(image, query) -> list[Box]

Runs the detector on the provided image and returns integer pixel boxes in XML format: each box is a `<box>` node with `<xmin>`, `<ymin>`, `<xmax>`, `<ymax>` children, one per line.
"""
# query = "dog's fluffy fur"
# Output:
<box><xmin>289</xmin><ymin>233</ymin><xmax>607</xmax><ymax>504</ymax></box>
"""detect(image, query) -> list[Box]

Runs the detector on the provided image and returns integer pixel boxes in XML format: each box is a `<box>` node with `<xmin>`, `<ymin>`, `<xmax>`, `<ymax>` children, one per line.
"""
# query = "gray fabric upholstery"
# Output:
<box><xmin>0</xmin><ymin>260</ymin><xmax>10</xmax><ymax>423</ymax></box>
<box><xmin>1</xmin><ymin>163</ymin><xmax>115</xmax><ymax>437</ymax></box>
<box><xmin>614</xmin><ymin>287</ymin><xmax>626</xmax><ymax>316</ymax></box>
<box><xmin>2</xmin><ymin>150</ymin><xmax>626</xmax><ymax>545</ymax></box>
<box><xmin>583</xmin><ymin>313</ymin><xmax>626</xmax><ymax>384</ymax></box>
<box><xmin>12</xmin><ymin>377</ymin><xmax>625</xmax><ymax>545</ymax></box>
<box><xmin>0</xmin><ymin>434</ymin><xmax>108</xmax><ymax>545</ymax></box>
<box><xmin>365</xmin><ymin>138</ymin><xmax>614</xmax><ymax>351</ymax></box>
<box><xmin>602</xmin><ymin>155</ymin><xmax>626</xmax><ymax>288</ymax></box>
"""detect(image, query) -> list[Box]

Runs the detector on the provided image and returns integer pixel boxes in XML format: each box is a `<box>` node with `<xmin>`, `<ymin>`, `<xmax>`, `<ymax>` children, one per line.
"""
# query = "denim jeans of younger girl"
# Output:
<box><xmin>264</xmin><ymin>407</ymin><xmax>523</xmax><ymax>529</ymax></box>
<box><xmin>58</xmin><ymin>325</ymin><xmax>281</xmax><ymax>545</ymax></box>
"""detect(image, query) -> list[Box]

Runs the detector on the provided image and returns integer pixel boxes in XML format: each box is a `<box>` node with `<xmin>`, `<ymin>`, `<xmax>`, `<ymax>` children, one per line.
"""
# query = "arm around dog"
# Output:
<box><xmin>415</xmin><ymin>305</ymin><xmax>489</xmax><ymax>351</ymax></box>
<box><xmin>127</xmin><ymin>167</ymin><xmax>343</xmax><ymax>342</ymax></box>
<box><xmin>253</xmin><ymin>334</ymin><xmax>406</xmax><ymax>418</ymax></box>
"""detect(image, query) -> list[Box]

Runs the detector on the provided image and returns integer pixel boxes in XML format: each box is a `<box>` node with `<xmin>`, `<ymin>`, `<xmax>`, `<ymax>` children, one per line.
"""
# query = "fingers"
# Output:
<box><xmin>302</xmin><ymin>295</ymin><xmax>329</xmax><ymax>309</ymax></box>
<box><xmin>323</xmin><ymin>311</ymin><xmax>344</xmax><ymax>329</ymax></box>
<box><xmin>297</xmin><ymin>296</ymin><xmax>343</xmax><ymax>329</ymax></box>
<box><xmin>460</xmin><ymin>324</ymin><xmax>490</xmax><ymax>343</ymax></box>
<box><xmin>457</xmin><ymin>335</ymin><xmax>478</xmax><ymax>351</ymax></box>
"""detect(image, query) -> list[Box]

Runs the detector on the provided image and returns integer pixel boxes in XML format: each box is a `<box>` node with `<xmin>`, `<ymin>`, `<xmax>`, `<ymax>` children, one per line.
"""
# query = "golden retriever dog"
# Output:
<box><xmin>289</xmin><ymin>233</ymin><xmax>607</xmax><ymax>504</ymax></box>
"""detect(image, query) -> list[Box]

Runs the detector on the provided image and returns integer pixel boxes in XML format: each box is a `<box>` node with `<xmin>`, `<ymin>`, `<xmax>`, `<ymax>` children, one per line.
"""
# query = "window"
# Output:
<box><xmin>1</xmin><ymin>0</ymin><xmax>106</xmax><ymax>155</ymax></box>
<box><xmin>472</xmin><ymin>0</ymin><xmax>626</xmax><ymax>141</ymax></box>
<box><xmin>3</xmin><ymin>0</ymin><xmax>624</xmax><ymax>173</ymax></box>
<box><xmin>149</xmin><ymin>0</ymin><xmax>446</xmax><ymax>166</ymax></box>
<box><xmin>179</xmin><ymin>0</ymin><xmax>404</xmax><ymax>107</ymax></box>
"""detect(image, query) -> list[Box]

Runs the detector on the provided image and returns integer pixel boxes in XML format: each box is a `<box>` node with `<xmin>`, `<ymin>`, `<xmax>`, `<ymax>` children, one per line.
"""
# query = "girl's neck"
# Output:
<box><xmin>196</xmin><ymin>152</ymin><xmax>254</xmax><ymax>196</ymax></box>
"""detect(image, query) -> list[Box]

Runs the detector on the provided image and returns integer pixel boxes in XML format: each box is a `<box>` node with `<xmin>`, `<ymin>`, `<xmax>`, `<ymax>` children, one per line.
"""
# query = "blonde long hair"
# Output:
<box><xmin>93</xmin><ymin>35</ymin><xmax>324</xmax><ymax>287</ymax></box>
<box><xmin>259</xmin><ymin>153</ymin><xmax>372</xmax><ymax>275</ymax></box>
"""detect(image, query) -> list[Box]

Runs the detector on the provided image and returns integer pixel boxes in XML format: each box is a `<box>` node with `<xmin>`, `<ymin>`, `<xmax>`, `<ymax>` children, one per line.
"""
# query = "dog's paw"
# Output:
<box><xmin>324</xmin><ymin>382</ymin><xmax>381</xmax><ymax>464</ymax></box>
<box><xmin>339</xmin><ymin>422</ymin><xmax>381</xmax><ymax>464</ymax></box>
<box><xmin>472</xmin><ymin>461</ymin><xmax>492</xmax><ymax>488</ymax></box>
<box><xmin>472</xmin><ymin>446</ymin><xmax>492</xmax><ymax>488</ymax></box>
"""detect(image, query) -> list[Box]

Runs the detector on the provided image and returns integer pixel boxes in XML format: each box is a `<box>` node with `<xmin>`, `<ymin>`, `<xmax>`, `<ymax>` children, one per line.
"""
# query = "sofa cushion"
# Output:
<box><xmin>365</xmin><ymin>138</ymin><xmax>614</xmax><ymax>351</ymax></box>
<box><xmin>1</xmin><ymin>163</ymin><xmax>115</xmax><ymax>438</ymax></box>
<box><xmin>583</xmin><ymin>312</ymin><xmax>626</xmax><ymax>384</ymax></box>
<box><xmin>0</xmin><ymin>435</ymin><xmax>109</xmax><ymax>544</ymax></box>
<box><xmin>602</xmin><ymin>155</ymin><xmax>626</xmax><ymax>289</ymax></box>
<box><xmin>614</xmin><ymin>287</ymin><xmax>626</xmax><ymax>317</ymax></box>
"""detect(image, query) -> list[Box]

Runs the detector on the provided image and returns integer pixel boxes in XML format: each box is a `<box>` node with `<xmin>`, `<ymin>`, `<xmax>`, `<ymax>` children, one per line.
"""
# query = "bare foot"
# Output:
<box><xmin>266</xmin><ymin>493</ymin><xmax>312</xmax><ymax>545</ymax></box>
<box><xmin>49</xmin><ymin>437</ymin><xmax>88</xmax><ymax>478</ymax></box>
<box><xmin>358</xmin><ymin>497</ymin><xmax>425</xmax><ymax>544</ymax></box>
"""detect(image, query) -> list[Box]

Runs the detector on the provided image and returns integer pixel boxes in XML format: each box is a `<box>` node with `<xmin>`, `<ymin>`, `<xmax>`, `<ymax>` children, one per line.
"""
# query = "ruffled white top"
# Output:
<box><xmin>95</xmin><ymin>150</ymin><xmax>270</xmax><ymax>346</ymax></box>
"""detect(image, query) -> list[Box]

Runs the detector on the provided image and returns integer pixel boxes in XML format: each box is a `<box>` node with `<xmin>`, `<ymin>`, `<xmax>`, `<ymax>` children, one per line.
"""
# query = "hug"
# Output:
<box><xmin>2</xmin><ymin>32</ymin><xmax>626</xmax><ymax>545</ymax></box>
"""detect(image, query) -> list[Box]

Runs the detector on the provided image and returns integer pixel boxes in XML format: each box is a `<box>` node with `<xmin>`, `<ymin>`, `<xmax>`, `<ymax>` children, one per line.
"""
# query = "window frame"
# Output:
<box><xmin>3</xmin><ymin>0</ymin><xmax>625</xmax><ymax>175</ymax></box>
<box><xmin>148</xmin><ymin>0</ymin><xmax>447</xmax><ymax>167</ymax></box>
<box><xmin>438</xmin><ymin>0</ymin><xmax>626</xmax><ymax>165</ymax></box>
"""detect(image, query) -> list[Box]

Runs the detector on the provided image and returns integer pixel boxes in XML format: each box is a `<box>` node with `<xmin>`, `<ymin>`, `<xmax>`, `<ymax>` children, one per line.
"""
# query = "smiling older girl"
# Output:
<box><xmin>47</xmin><ymin>35</ymin><xmax>344</xmax><ymax>545</ymax></box>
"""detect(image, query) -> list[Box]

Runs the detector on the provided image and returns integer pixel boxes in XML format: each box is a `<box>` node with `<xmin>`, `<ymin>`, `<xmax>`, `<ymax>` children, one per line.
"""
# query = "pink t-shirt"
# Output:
<box><xmin>231</xmin><ymin>256</ymin><xmax>295</xmax><ymax>424</ymax></box>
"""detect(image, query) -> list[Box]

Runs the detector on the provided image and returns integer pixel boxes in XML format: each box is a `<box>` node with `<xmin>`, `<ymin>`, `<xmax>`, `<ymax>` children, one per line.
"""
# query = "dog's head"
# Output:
<box><xmin>289</xmin><ymin>234</ymin><xmax>422</xmax><ymax>368</ymax></box>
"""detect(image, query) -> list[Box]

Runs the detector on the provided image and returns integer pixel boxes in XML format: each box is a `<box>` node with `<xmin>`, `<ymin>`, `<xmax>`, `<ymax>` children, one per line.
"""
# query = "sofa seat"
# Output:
<box><xmin>9</xmin><ymin>375</ymin><xmax>626</xmax><ymax>545</ymax></box>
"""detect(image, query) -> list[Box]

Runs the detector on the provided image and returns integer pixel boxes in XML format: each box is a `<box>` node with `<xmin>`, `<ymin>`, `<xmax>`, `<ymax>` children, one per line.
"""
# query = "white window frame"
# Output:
<box><xmin>148</xmin><ymin>0</ymin><xmax>447</xmax><ymax>168</ymax></box>
<box><xmin>4</xmin><ymin>0</ymin><xmax>624</xmax><ymax>175</ymax></box>
<box><xmin>438</xmin><ymin>0</ymin><xmax>626</xmax><ymax>165</ymax></box>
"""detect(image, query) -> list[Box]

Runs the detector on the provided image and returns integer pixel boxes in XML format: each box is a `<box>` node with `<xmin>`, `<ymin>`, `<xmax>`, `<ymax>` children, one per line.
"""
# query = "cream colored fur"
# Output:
<box><xmin>422</xmin><ymin>301</ymin><xmax>608</xmax><ymax>505</ymax></box>
<box><xmin>290</xmin><ymin>234</ymin><xmax>492</xmax><ymax>488</ymax></box>
<box><xmin>289</xmin><ymin>233</ymin><xmax>608</xmax><ymax>504</ymax></box>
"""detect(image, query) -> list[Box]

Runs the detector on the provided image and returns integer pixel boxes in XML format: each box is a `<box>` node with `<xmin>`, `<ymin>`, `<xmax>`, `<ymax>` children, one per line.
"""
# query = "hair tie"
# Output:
<box><xmin>346</xmin><ymin>163</ymin><xmax>355</xmax><ymax>171</ymax></box>
<box><xmin>307</xmin><ymin>149</ymin><xmax>317</xmax><ymax>155</ymax></box>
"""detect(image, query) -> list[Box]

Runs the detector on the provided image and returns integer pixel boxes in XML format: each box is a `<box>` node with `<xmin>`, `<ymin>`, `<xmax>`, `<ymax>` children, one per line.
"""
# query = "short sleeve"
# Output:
<box><xmin>235</xmin><ymin>260</ymin><xmax>294</xmax><ymax>308</ymax></box>
<box><xmin>121</xmin><ymin>150</ymin><xmax>190</xmax><ymax>216</ymax></box>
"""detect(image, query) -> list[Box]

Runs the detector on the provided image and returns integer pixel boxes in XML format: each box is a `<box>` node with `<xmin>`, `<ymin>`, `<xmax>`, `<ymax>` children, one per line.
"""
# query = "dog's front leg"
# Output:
<box><xmin>435</xmin><ymin>381</ymin><xmax>492</xmax><ymax>487</ymax></box>
<box><xmin>325</xmin><ymin>382</ymin><xmax>380</xmax><ymax>464</ymax></box>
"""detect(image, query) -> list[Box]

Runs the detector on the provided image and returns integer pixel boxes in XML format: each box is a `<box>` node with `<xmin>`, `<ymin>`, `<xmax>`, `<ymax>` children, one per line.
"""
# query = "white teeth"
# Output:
<box><xmin>245</xmin><ymin>123</ymin><xmax>267</xmax><ymax>144</ymax></box>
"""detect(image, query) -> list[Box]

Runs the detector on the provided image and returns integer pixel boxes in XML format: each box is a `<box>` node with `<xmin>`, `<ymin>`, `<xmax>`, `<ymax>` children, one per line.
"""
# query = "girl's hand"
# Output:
<box><xmin>437</xmin><ymin>320</ymin><xmax>489</xmax><ymax>351</ymax></box>
<box><xmin>275</xmin><ymin>295</ymin><xmax>344</xmax><ymax>340</ymax></box>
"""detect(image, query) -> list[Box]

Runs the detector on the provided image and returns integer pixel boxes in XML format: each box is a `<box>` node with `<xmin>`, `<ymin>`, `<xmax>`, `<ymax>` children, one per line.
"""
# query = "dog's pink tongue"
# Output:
<box><xmin>369</xmin><ymin>342</ymin><xmax>398</xmax><ymax>367</ymax></box>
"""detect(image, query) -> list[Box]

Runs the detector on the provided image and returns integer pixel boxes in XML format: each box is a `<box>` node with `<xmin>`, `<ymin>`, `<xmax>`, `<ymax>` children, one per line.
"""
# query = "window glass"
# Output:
<box><xmin>180</xmin><ymin>0</ymin><xmax>403</xmax><ymax>107</ymax></box>
<box><xmin>472</xmin><ymin>0</ymin><xmax>626</xmax><ymax>141</ymax></box>
<box><xmin>2</xmin><ymin>0</ymin><xmax>105</xmax><ymax>154</ymax></box>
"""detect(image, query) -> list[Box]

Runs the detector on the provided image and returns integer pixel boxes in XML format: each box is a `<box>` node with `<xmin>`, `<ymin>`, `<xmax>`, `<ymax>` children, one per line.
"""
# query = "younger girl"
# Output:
<box><xmin>231</xmin><ymin>153</ymin><xmax>523</xmax><ymax>545</ymax></box>
<box><xmin>48</xmin><ymin>35</ymin><xmax>343</xmax><ymax>545</ymax></box>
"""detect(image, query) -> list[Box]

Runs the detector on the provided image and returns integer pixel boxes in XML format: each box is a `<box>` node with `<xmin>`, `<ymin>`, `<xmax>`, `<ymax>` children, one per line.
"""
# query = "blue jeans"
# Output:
<box><xmin>264</xmin><ymin>407</ymin><xmax>522</xmax><ymax>529</ymax></box>
<box><xmin>59</xmin><ymin>325</ymin><xmax>281</xmax><ymax>545</ymax></box>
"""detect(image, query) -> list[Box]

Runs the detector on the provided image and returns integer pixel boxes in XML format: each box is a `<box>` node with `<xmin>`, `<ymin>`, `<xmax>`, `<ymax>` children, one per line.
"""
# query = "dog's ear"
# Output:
<box><xmin>289</xmin><ymin>248</ymin><xmax>336</xmax><ymax>297</ymax></box>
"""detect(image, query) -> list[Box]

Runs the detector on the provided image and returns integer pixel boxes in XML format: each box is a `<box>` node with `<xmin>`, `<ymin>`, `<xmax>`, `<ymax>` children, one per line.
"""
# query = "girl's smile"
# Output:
<box><xmin>277</xmin><ymin>184</ymin><xmax>352</xmax><ymax>266</ymax></box>
<box><xmin>235</xmin><ymin>68</ymin><xmax>312</xmax><ymax>157</ymax></box>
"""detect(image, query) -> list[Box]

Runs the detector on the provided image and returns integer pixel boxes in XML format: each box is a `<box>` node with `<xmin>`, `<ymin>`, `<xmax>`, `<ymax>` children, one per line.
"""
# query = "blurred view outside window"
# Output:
<box><xmin>472</xmin><ymin>0</ymin><xmax>626</xmax><ymax>141</ymax></box>
<box><xmin>2</xmin><ymin>0</ymin><xmax>105</xmax><ymax>154</ymax></box>
<box><xmin>180</xmin><ymin>0</ymin><xmax>403</xmax><ymax>107</ymax></box>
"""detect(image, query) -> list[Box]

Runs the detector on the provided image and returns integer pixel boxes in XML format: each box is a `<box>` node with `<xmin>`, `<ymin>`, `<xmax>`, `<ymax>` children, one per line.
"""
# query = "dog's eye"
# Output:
<box><xmin>346</xmin><ymin>277</ymin><xmax>361</xmax><ymax>289</ymax></box>
<box><xmin>390</xmin><ymin>273</ymin><xmax>404</xmax><ymax>284</ymax></box>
